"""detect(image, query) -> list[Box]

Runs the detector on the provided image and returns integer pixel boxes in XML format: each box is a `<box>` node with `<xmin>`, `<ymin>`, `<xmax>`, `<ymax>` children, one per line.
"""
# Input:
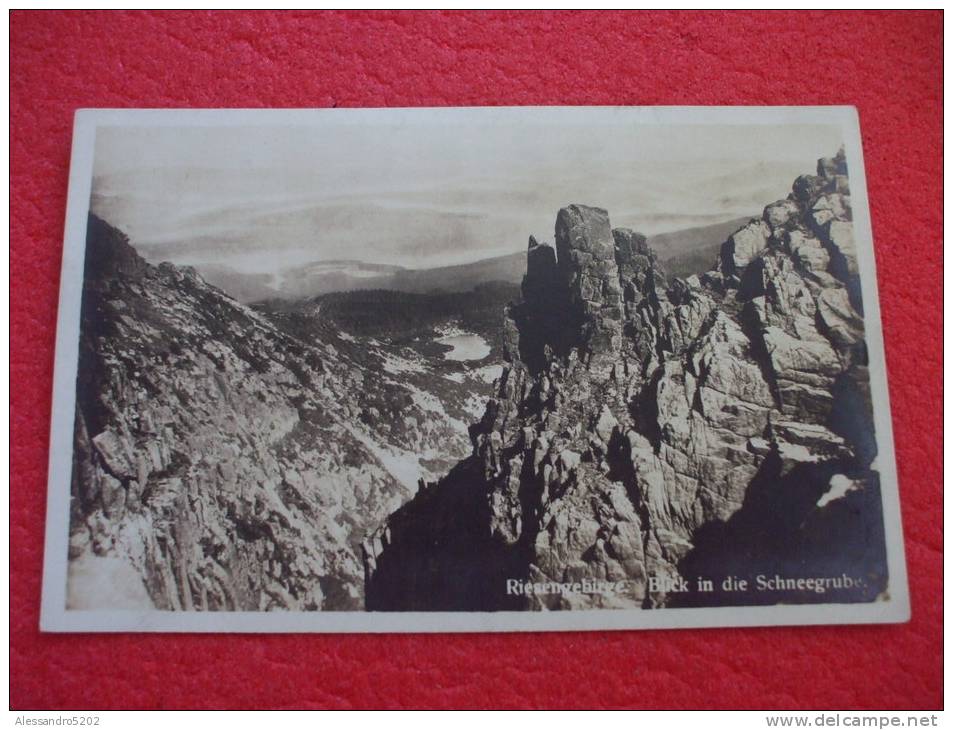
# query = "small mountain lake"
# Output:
<box><xmin>437</xmin><ymin>333</ymin><xmax>491</xmax><ymax>361</ymax></box>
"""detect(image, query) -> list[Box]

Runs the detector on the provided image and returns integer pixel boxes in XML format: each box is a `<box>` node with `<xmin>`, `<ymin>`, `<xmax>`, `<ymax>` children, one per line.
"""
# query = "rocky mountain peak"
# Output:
<box><xmin>514</xmin><ymin>206</ymin><xmax>662</xmax><ymax>379</ymax></box>
<box><xmin>365</xmin><ymin>149</ymin><xmax>886</xmax><ymax>612</ymax></box>
<box><xmin>553</xmin><ymin>204</ymin><xmax>625</xmax><ymax>366</ymax></box>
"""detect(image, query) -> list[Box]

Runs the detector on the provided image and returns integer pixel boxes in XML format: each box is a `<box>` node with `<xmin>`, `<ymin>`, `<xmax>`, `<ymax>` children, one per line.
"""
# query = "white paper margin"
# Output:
<box><xmin>39</xmin><ymin>106</ymin><xmax>911</xmax><ymax>633</ymax></box>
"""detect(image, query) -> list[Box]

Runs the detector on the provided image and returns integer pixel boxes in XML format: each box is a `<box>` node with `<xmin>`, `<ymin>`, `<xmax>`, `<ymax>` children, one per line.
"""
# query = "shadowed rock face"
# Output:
<box><xmin>365</xmin><ymin>147</ymin><xmax>887</xmax><ymax>612</ymax></box>
<box><xmin>512</xmin><ymin>235</ymin><xmax>565</xmax><ymax>373</ymax></box>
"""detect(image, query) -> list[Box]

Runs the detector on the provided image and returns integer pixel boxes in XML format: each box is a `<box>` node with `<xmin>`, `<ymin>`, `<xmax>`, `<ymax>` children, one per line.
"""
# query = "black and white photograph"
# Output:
<box><xmin>41</xmin><ymin>107</ymin><xmax>908</xmax><ymax>632</ymax></box>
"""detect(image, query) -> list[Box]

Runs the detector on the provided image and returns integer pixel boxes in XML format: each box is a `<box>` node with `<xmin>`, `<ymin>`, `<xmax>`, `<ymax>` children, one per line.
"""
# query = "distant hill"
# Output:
<box><xmin>650</xmin><ymin>215</ymin><xmax>753</xmax><ymax>278</ymax></box>
<box><xmin>197</xmin><ymin>252</ymin><xmax>525</xmax><ymax>303</ymax></box>
<box><xmin>194</xmin><ymin>217</ymin><xmax>750</xmax><ymax>303</ymax></box>
<box><xmin>387</xmin><ymin>252</ymin><xmax>524</xmax><ymax>294</ymax></box>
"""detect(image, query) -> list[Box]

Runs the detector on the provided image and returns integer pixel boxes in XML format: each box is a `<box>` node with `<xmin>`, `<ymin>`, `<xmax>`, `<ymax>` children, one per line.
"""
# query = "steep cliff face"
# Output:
<box><xmin>365</xmin><ymin>148</ymin><xmax>887</xmax><ymax>611</ymax></box>
<box><xmin>68</xmin><ymin>216</ymin><xmax>482</xmax><ymax>611</ymax></box>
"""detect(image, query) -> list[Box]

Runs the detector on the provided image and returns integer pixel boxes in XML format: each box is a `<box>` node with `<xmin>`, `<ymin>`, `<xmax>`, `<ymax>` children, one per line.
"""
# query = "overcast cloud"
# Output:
<box><xmin>90</xmin><ymin>118</ymin><xmax>843</xmax><ymax>274</ymax></box>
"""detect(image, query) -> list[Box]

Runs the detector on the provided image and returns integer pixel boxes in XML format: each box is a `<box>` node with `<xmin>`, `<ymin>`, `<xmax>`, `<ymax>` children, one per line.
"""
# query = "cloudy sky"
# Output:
<box><xmin>90</xmin><ymin>117</ymin><xmax>843</xmax><ymax>275</ymax></box>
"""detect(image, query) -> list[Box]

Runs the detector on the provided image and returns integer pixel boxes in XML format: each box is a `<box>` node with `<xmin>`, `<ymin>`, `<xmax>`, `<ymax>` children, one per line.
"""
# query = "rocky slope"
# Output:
<box><xmin>365</xmin><ymin>148</ymin><xmax>888</xmax><ymax>611</ymax></box>
<box><xmin>257</xmin><ymin>286</ymin><xmax>515</xmax><ymax>478</ymax></box>
<box><xmin>67</xmin><ymin>216</ymin><xmax>501</xmax><ymax>611</ymax></box>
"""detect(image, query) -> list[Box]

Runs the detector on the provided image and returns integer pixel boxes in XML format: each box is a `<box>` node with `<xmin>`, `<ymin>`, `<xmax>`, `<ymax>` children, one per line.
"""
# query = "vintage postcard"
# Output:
<box><xmin>41</xmin><ymin>107</ymin><xmax>909</xmax><ymax>632</ymax></box>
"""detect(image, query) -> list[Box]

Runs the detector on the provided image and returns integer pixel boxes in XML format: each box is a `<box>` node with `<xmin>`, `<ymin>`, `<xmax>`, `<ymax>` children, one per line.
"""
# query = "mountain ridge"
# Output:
<box><xmin>153</xmin><ymin>219</ymin><xmax>749</xmax><ymax>304</ymax></box>
<box><xmin>364</xmin><ymin>148</ymin><xmax>886</xmax><ymax>611</ymax></box>
<box><xmin>67</xmin><ymin>215</ymin><xmax>506</xmax><ymax>611</ymax></box>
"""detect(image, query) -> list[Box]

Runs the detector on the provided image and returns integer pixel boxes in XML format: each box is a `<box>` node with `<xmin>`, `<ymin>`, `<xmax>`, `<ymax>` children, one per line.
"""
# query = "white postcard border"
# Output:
<box><xmin>40</xmin><ymin>106</ymin><xmax>910</xmax><ymax>633</ymax></box>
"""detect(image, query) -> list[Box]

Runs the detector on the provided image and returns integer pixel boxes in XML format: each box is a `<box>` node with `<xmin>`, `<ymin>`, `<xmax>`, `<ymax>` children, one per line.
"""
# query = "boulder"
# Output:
<box><xmin>824</xmin><ymin>220</ymin><xmax>859</xmax><ymax>280</ymax></box>
<box><xmin>720</xmin><ymin>219</ymin><xmax>770</xmax><ymax>276</ymax></box>
<box><xmin>811</xmin><ymin>194</ymin><xmax>851</xmax><ymax>230</ymax></box>
<box><xmin>817</xmin><ymin>287</ymin><xmax>865</xmax><ymax>349</ymax></box>
<box><xmin>792</xmin><ymin>174</ymin><xmax>826</xmax><ymax>203</ymax></box>
<box><xmin>91</xmin><ymin>430</ymin><xmax>137</xmax><ymax>480</ymax></box>
<box><xmin>763</xmin><ymin>199</ymin><xmax>800</xmax><ymax>230</ymax></box>
<box><xmin>786</xmin><ymin>230</ymin><xmax>830</xmax><ymax>272</ymax></box>
<box><xmin>594</xmin><ymin>404</ymin><xmax>618</xmax><ymax>443</ymax></box>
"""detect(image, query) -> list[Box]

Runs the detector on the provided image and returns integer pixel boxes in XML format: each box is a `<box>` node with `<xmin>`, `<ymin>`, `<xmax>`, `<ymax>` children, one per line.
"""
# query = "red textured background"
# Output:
<box><xmin>11</xmin><ymin>10</ymin><xmax>942</xmax><ymax>710</ymax></box>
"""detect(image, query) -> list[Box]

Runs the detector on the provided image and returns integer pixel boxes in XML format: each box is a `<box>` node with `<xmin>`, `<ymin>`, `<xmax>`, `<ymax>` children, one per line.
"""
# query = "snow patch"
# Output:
<box><xmin>406</xmin><ymin>384</ymin><xmax>471</xmax><ymax>437</ymax></box>
<box><xmin>381</xmin><ymin>351</ymin><xmax>429</xmax><ymax>375</ymax></box>
<box><xmin>339</xmin><ymin>422</ymin><xmax>422</xmax><ymax>490</ymax></box>
<box><xmin>817</xmin><ymin>474</ymin><xmax>863</xmax><ymax>508</ymax></box>
<box><xmin>472</xmin><ymin>364</ymin><xmax>503</xmax><ymax>383</ymax></box>
<box><xmin>437</xmin><ymin>333</ymin><xmax>491</xmax><ymax>361</ymax></box>
<box><xmin>409</xmin><ymin>386</ymin><xmax>446</xmax><ymax>415</ymax></box>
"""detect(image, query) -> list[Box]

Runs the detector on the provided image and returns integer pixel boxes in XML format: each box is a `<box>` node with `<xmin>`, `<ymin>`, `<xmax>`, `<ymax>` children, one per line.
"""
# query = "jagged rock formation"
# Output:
<box><xmin>365</xmin><ymin>147</ymin><xmax>887</xmax><ymax>611</ymax></box>
<box><xmin>68</xmin><ymin>215</ymin><xmax>493</xmax><ymax>611</ymax></box>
